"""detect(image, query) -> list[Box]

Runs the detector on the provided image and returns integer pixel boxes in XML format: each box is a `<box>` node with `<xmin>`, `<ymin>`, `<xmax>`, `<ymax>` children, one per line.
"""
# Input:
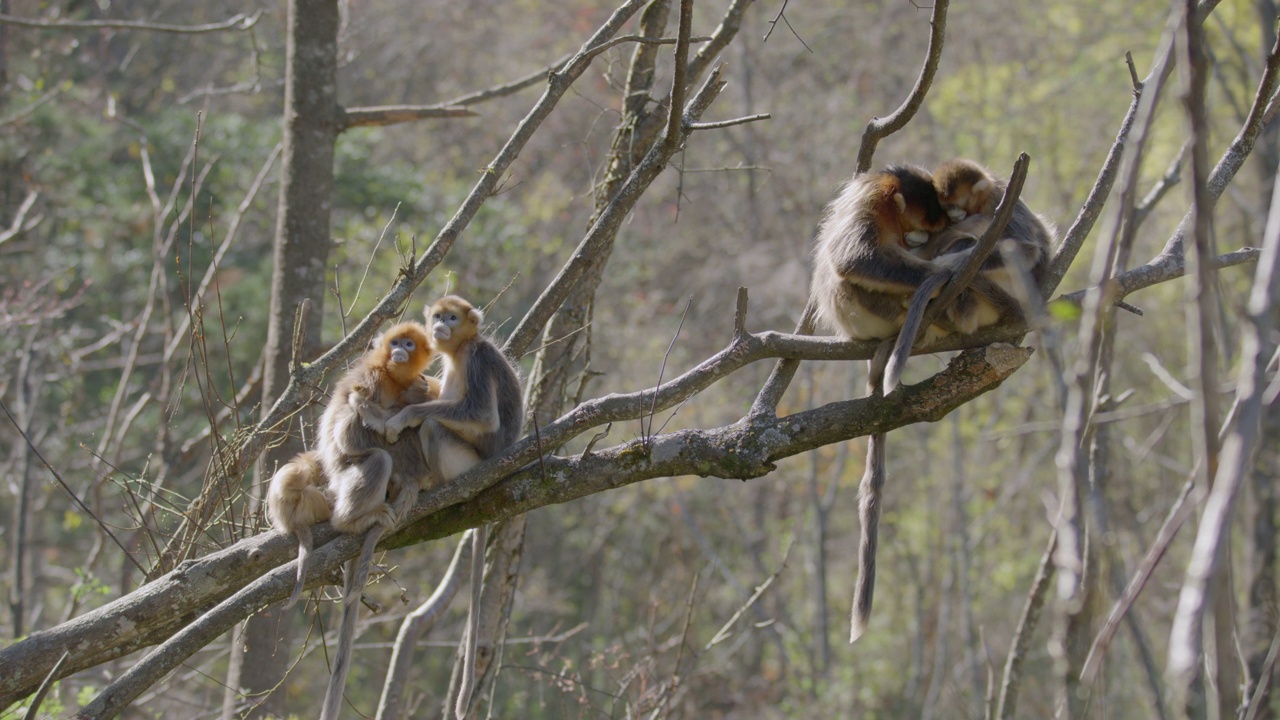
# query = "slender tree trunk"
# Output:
<box><xmin>1245</xmin><ymin>8</ymin><xmax>1279</xmax><ymax>714</ymax></box>
<box><xmin>222</xmin><ymin>0</ymin><xmax>339</xmax><ymax>717</ymax></box>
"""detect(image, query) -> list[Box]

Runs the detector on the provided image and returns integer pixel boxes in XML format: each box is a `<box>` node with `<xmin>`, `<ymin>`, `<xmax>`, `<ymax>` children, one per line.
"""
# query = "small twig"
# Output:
<box><xmin>578</xmin><ymin>423</ymin><xmax>612</xmax><ymax>461</ymax></box>
<box><xmin>644</xmin><ymin>296</ymin><xmax>693</xmax><ymax>446</ymax></box>
<box><xmin>706</xmin><ymin>541</ymin><xmax>792</xmax><ymax>649</ymax></box>
<box><xmin>855</xmin><ymin>0</ymin><xmax>949</xmax><ymax>173</ymax></box>
<box><xmin>686</xmin><ymin>113</ymin><xmax>771</xmax><ymax>131</ymax></box>
<box><xmin>25</xmin><ymin>650</ymin><xmax>69</xmax><ymax>720</ymax></box>
<box><xmin>533</xmin><ymin>414</ymin><xmax>549</xmax><ymax>485</ymax></box>
<box><xmin>732</xmin><ymin>287</ymin><xmax>748</xmax><ymax>340</ymax></box>
<box><xmin>347</xmin><ymin>204</ymin><xmax>400</xmax><ymax>319</ymax></box>
<box><xmin>289</xmin><ymin>298</ymin><xmax>312</xmax><ymax>375</ymax></box>
<box><xmin>1244</xmin><ymin>624</ymin><xmax>1280</xmax><ymax>720</ymax></box>
<box><xmin>995</xmin><ymin>532</ymin><xmax>1057</xmax><ymax>720</ymax></box>
<box><xmin>763</xmin><ymin>0</ymin><xmax>811</xmax><ymax>52</ymax></box>
<box><xmin>1126</xmin><ymin>51</ymin><xmax>1142</xmax><ymax>91</ymax></box>
<box><xmin>0</xmin><ymin>190</ymin><xmax>41</xmax><ymax>246</ymax></box>
<box><xmin>339</xmin><ymin>105</ymin><xmax>477</xmax><ymax>130</ymax></box>
<box><xmin>0</xmin><ymin>87</ymin><xmax>60</xmax><ymax>129</ymax></box>
<box><xmin>0</xmin><ymin>397</ymin><xmax>145</xmax><ymax>574</ymax></box>
<box><xmin>0</xmin><ymin>10</ymin><xmax>261</xmax><ymax>33</ymax></box>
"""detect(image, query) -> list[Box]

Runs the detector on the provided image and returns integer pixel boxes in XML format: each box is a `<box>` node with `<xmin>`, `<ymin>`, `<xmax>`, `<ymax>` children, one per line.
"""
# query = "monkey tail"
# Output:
<box><xmin>853</xmin><ymin>346</ymin><xmax>892</xmax><ymax>643</ymax></box>
<box><xmin>320</xmin><ymin>528</ymin><xmax>384</xmax><ymax>720</ymax></box>
<box><xmin>883</xmin><ymin>271</ymin><xmax>951</xmax><ymax>394</ymax></box>
<box><xmin>455</xmin><ymin>524</ymin><xmax>487</xmax><ymax>720</ymax></box>
<box><xmin>851</xmin><ymin>431</ymin><xmax>885</xmax><ymax>642</ymax></box>
<box><xmin>283</xmin><ymin>526</ymin><xmax>315</xmax><ymax>610</ymax></box>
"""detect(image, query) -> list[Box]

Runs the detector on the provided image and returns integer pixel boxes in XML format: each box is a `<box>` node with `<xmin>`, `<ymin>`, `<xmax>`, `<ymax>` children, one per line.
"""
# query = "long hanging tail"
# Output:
<box><xmin>852</xmin><ymin>344</ymin><xmax>892</xmax><ymax>642</ymax></box>
<box><xmin>455</xmin><ymin>524</ymin><xmax>487</xmax><ymax>719</ymax></box>
<box><xmin>320</xmin><ymin>528</ymin><xmax>383</xmax><ymax>720</ymax></box>
<box><xmin>883</xmin><ymin>271</ymin><xmax>951</xmax><ymax>394</ymax></box>
<box><xmin>283</xmin><ymin>526</ymin><xmax>315</xmax><ymax>609</ymax></box>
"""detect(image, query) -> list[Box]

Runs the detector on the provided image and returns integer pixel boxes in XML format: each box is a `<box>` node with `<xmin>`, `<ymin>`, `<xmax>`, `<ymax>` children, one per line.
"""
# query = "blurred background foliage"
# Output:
<box><xmin>0</xmin><ymin>0</ymin><xmax>1276</xmax><ymax>717</ymax></box>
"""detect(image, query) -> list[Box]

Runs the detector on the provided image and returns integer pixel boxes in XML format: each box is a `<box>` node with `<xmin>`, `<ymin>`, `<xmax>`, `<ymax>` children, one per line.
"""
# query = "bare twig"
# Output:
<box><xmin>0</xmin><ymin>191</ymin><xmax>41</xmax><ymax>246</ymax></box>
<box><xmin>0</xmin><ymin>10</ymin><xmax>260</xmax><ymax>33</ymax></box>
<box><xmin>25</xmin><ymin>650</ymin><xmax>69</xmax><ymax>720</ymax></box>
<box><xmin>705</xmin><ymin>541</ymin><xmax>792</xmax><ymax>649</ymax></box>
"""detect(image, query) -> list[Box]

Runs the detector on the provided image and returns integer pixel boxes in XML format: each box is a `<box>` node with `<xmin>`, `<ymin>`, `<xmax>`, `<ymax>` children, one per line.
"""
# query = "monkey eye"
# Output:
<box><xmin>433</xmin><ymin>313</ymin><xmax>441</xmax><ymax>320</ymax></box>
<box><xmin>404</xmin><ymin>340</ymin><xmax>414</xmax><ymax>349</ymax></box>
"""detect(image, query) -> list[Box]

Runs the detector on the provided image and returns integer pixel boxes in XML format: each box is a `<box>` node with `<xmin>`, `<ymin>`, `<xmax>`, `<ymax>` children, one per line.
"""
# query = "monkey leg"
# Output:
<box><xmin>419</xmin><ymin>419</ymin><xmax>483</xmax><ymax>486</ymax></box>
<box><xmin>329</xmin><ymin>449</ymin><xmax>397</xmax><ymax>535</ymax></box>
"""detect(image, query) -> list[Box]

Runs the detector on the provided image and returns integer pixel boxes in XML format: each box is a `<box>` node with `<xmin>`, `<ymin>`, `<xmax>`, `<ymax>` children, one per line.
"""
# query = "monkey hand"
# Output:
<box><xmin>360</xmin><ymin>412</ymin><xmax>388</xmax><ymax>435</ymax></box>
<box><xmin>383</xmin><ymin>409</ymin><xmax>423</xmax><ymax>444</ymax></box>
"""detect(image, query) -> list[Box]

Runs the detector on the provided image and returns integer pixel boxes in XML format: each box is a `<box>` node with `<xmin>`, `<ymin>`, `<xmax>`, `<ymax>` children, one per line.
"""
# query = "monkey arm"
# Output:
<box><xmin>384</xmin><ymin>379</ymin><xmax>498</xmax><ymax>444</ymax></box>
<box><xmin>835</xmin><ymin>242</ymin><xmax>949</xmax><ymax>293</ymax></box>
<box><xmin>349</xmin><ymin>391</ymin><xmax>395</xmax><ymax>434</ymax></box>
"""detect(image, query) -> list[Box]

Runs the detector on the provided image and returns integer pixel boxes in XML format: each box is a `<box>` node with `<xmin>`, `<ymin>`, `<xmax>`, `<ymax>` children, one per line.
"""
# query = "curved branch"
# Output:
<box><xmin>854</xmin><ymin>0</ymin><xmax>949</xmax><ymax>173</ymax></box>
<box><xmin>505</xmin><ymin>63</ymin><xmax>729</xmax><ymax>355</ymax></box>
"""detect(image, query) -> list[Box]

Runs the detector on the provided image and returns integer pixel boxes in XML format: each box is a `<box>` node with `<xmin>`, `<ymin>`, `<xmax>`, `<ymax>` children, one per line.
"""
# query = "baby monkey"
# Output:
<box><xmin>925</xmin><ymin>158</ymin><xmax>1053</xmax><ymax>290</ymax></box>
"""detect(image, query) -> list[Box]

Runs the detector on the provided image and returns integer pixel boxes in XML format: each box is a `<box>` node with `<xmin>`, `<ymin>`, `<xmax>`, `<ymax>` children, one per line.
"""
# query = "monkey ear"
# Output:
<box><xmin>973</xmin><ymin>179</ymin><xmax>993</xmax><ymax>195</ymax></box>
<box><xmin>893</xmin><ymin>192</ymin><xmax>907</xmax><ymax>214</ymax></box>
<box><xmin>468</xmin><ymin>307</ymin><xmax>484</xmax><ymax>325</ymax></box>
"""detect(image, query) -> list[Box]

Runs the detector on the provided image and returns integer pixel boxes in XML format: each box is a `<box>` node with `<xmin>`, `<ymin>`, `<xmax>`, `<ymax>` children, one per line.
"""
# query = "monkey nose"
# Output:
<box><xmin>391</xmin><ymin>349</ymin><xmax>409</xmax><ymax>363</ymax></box>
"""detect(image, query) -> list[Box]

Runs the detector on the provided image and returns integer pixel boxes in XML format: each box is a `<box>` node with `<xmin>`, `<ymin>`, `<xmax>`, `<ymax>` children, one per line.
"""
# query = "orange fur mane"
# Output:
<box><xmin>365</xmin><ymin>322</ymin><xmax>433</xmax><ymax>397</ymax></box>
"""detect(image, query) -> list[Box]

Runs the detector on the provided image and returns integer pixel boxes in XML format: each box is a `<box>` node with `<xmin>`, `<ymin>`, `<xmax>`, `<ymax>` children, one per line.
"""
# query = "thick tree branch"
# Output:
<box><xmin>0</xmin><ymin>334</ymin><xmax>1027</xmax><ymax>708</ymax></box>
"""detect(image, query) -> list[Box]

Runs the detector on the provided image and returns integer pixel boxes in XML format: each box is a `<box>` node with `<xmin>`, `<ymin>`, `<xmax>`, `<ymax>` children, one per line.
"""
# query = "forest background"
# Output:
<box><xmin>0</xmin><ymin>0</ymin><xmax>1279</xmax><ymax>718</ymax></box>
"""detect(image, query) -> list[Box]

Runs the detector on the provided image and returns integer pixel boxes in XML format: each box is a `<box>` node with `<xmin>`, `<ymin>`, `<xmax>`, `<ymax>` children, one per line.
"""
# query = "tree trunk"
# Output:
<box><xmin>222</xmin><ymin>0</ymin><xmax>339</xmax><ymax>716</ymax></box>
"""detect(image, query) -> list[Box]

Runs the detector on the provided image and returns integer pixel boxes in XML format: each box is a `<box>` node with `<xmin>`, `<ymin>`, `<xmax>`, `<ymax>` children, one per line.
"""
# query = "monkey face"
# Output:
<box><xmin>934</xmin><ymin>160</ymin><xmax>995</xmax><ymax>220</ymax></box>
<box><xmin>386</xmin><ymin>335</ymin><xmax>417</xmax><ymax>365</ymax></box>
<box><xmin>430</xmin><ymin>307</ymin><xmax>466</xmax><ymax>342</ymax></box>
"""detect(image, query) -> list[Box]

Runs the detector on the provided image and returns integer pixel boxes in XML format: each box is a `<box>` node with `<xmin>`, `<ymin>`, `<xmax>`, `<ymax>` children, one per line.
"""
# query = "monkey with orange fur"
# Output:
<box><xmin>810</xmin><ymin>165</ymin><xmax>978</xmax><ymax>644</ymax></box>
<box><xmin>924</xmin><ymin>158</ymin><xmax>1054</xmax><ymax>290</ymax></box>
<box><xmin>267</xmin><ymin>323</ymin><xmax>439</xmax><ymax>610</ymax></box>
<box><xmin>384</xmin><ymin>295</ymin><xmax>524</xmax><ymax>720</ymax></box>
<box><xmin>882</xmin><ymin>160</ymin><xmax>1053</xmax><ymax>393</ymax></box>
<box><xmin>265</xmin><ymin>323</ymin><xmax>438</xmax><ymax>720</ymax></box>
<box><xmin>810</xmin><ymin>164</ymin><xmax>958</xmax><ymax>342</ymax></box>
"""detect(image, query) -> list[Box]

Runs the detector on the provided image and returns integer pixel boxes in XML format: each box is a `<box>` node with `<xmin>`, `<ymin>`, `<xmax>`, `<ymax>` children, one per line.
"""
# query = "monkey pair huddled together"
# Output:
<box><xmin>811</xmin><ymin>158</ymin><xmax>1053</xmax><ymax>356</ymax></box>
<box><xmin>809</xmin><ymin>159</ymin><xmax>1054</xmax><ymax>641</ymax></box>
<box><xmin>266</xmin><ymin>294</ymin><xmax>523</xmax><ymax>720</ymax></box>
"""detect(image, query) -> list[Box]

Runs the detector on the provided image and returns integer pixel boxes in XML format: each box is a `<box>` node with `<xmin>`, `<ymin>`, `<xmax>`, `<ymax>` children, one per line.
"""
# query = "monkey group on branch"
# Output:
<box><xmin>263</xmin><ymin>158</ymin><xmax>1050</xmax><ymax>712</ymax></box>
<box><xmin>266</xmin><ymin>294</ymin><xmax>524</xmax><ymax>720</ymax></box>
<box><xmin>808</xmin><ymin>159</ymin><xmax>1054</xmax><ymax>641</ymax></box>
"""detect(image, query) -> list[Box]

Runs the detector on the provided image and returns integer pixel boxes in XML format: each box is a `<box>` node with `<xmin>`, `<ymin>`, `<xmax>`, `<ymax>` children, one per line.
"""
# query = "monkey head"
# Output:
<box><xmin>881</xmin><ymin>164</ymin><xmax>948</xmax><ymax>248</ymax></box>
<box><xmin>426</xmin><ymin>295</ymin><xmax>483</xmax><ymax>352</ymax></box>
<box><xmin>371</xmin><ymin>322</ymin><xmax>433</xmax><ymax>386</ymax></box>
<box><xmin>933</xmin><ymin>159</ymin><xmax>996</xmax><ymax>220</ymax></box>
